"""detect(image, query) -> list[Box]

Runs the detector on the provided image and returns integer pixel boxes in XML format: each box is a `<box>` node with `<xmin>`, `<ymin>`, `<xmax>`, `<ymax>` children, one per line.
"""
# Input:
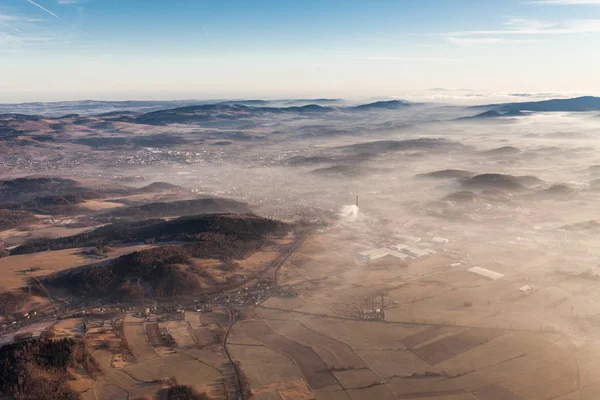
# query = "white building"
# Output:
<box><xmin>395</xmin><ymin>234</ymin><xmax>421</xmax><ymax>243</ymax></box>
<box><xmin>468</xmin><ymin>267</ymin><xmax>504</xmax><ymax>280</ymax></box>
<box><xmin>358</xmin><ymin>248</ymin><xmax>393</xmax><ymax>262</ymax></box>
<box><xmin>358</xmin><ymin>247</ymin><xmax>411</xmax><ymax>262</ymax></box>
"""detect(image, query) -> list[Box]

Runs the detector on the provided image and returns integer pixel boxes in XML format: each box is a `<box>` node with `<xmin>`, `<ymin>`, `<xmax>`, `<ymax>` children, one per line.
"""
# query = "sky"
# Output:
<box><xmin>1</xmin><ymin>0</ymin><xmax>600</xmax><ymax>102</ymax></box>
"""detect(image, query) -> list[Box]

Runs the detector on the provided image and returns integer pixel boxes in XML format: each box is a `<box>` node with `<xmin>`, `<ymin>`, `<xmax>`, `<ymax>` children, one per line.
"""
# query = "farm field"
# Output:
<box><xmin>220</xmin><ymin>220</ymin><xmax>600</xmax><ymax>400</ymax></box>
<box><xmin>0</xmin><ymin>243</ymin><xmax>154</xmax><ymax>291</ymax></box>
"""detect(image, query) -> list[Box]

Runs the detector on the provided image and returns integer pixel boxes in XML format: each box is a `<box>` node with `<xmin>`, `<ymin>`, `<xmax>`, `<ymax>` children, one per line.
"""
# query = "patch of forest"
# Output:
<box><xmin>13</xmin><ymin>213</ymin><xmax>284</xmax><ymax>255</ymax></box>
<box><xmin>44</xmin><ymin>215</ymin><xmax>286</xmax><ymax>299</ymax></box>
<box><xmin>0</xmin><ymin>338</ymin><xmax>98</xmax><ymax>400</ymax></box>
<box><xmin>0</xmin><ymin>177</ymin><xmax>183</xmax><ymax>208</ymax></box>
<box><xmin>103</xmin><ymin>198</ymin><xmax>250</xmax><ymax>221</ymax></box>
<box><xmin>0</xmin><ymin>209</ymin><xmax>37</xmax><ymax>230</ymax></box>
<box><xmin>0</xmin><ymin>291</ymin><xmax>31</xmax><ymax>317</ymax></box>
<box><xmin>0</xmin><ymin>177</ymin><xmax>84</xmax><ymax>203</ymax></box>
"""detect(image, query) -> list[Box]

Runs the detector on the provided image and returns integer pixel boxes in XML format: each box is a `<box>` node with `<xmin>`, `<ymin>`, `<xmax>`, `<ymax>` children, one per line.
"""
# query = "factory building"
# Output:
<box><xmin>357</xmin><ymin>248</ymin><xmax>411</xmax><ymax>262</ymax></box>
<box><xmin>395</xmin><ymin>234</ymin><xmax>421</xmax><ymax>243</ymax></box>
<box><xmin>358</xmin><ymin>248</ymin><xmax>392</xmax><ymax>261</ymax></box>
<box><xmin>468</xmin><ymin>266</ymin><xmax>504</xmax><ymax>280</ymax></box>
<box><xmin>357</xmin><ymin>234</ymin><xmax>449</xmax><ymax>264</ymax></box>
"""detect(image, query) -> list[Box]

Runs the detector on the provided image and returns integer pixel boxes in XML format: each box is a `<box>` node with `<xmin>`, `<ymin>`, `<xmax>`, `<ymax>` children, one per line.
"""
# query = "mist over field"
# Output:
<box><xmin>4</xmin><ymin>95</ymin><xmax>600</xmax><ymax>399</ymax></box>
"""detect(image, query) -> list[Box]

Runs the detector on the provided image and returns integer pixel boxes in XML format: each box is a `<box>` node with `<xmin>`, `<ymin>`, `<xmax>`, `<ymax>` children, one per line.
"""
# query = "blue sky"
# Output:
<box><xmin>1</xmin><ymin>0</ymin><xmax>600</xmax><ymax>101</ymax></box>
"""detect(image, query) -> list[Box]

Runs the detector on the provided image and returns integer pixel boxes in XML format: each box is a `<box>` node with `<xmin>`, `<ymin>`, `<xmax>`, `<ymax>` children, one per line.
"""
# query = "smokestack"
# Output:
<box><xmin>356</xmin><ymin>196</ymin><xmax>359</xmax><ymax>207</ymax></box>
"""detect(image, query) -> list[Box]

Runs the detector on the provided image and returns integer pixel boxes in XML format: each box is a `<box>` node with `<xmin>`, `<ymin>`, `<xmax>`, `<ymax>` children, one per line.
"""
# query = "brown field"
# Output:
<box><xmin>228</xmin><ymin>343</ymin><xmax>304</xmax><ymax>389</ymax></box>
<box><xmin>122</xmin><ymin>352</ymin><xmax>226</xmax><ymax>398</ymax></box>
<box><xmin>332</xmin><ymin>368</ymin><xmax>382</xmax><ymax>389</ymax></box>
<box><xmin>78</xmin><ymin>313</ymin><xmax>229</xmax><ymax>400</ymax></box>
<box><xmin>184</xmin><ymin>348</ymin><xmax>229</xmax><ymax>370</ymax></box>
<box><xmin>293</xmin><ymin>315</ymin><xmax>427</xmax><ymax>349</ymax></box>
<box><xmin>277</xmin><ymin>379</ymin><xmax>314</xmax><ymax>400</ymax></box>
<box><xmin>145</xmin><ymin>322</ymin><xmax>162</xmax><ymax>347</ymax></box>
<box><xmin>164</xmin><ymin>320</ymin><xmax>196</xmax><ymax>348</ymax></box>
<box><xmin>0</xmin><ymin>226</ymin><xmax>92</xmax><ymax>247</ymax></box>
<box><xmin>313</xmin><ymin>386</ymin><xmax>352</xmax><ymax>400</ymax></box>
<box><xmin>77</xmin><ymin>199</ymin><xmax>126</xmax><ymax>210</ymax></box>
<box><xmin>0</xmin><ymin>248</ymin><xmax>90</xmax><ymax>291</ymax></box>
<box><xmin>254</xmin><ymin>392</ymin><xmax>284</xmax><ymax>400</ymax></box>
<box><xmin>406</xmin><ymin>395</ymin><xmax>478</xmax><ymax>400</ymax></box>
<box><xmin>387</xmin><ymin>375</ymin><xmax>467</xmax><ymax>399</ymax></box>
<box><xmin>239</xmin><ymin>319</ymin><xmax>339</xmax><ymax>390</ymax></box>
<box><xmin>227</xmin><ymin>222</ymin><xmax>600</xmax><ymax>400</ymax></box>
<box><xmin>415</xmin><ymin>328</ymin><xmax>506</xmax><ymax>365</ymax></box>
<box><xmin>473</xmin><ymin>384</ymin><xmax>525</xmax><ymax>400</ymax></box>
<box><xmin>122</xmin><ymin>315</ymin><xmax>158</xmax><ymax>362</ymax></box>
<box><xmin>401</xmin><ymin>326</ymin><xmax>463</xmax><ymax>349</ymax></box>
<box><xmin>0</xmin><ymin>243</ymin><xmax>154</xmax><ymax>292</ymax></box>
<box><xmin>90</xmin><ymin>347</ymin><xmax>161</xmax><ymax>399</ymax></box>
<box><xmin>262</xmin><ymin>318</ymin><xmax>365</xmax><ymax>369</ymax></box>
<box><xmin>435</xmin><ymin>330</ymin><xmax>555</xmax><ymax>375</ymax></box>
<box><xmin>345</xmin><ymin>383</ymin><xmax>396</xmax><ymax>400</ymax></box>
<box><xmin>199</xmin><ymin>307</ymin><xmax>230</xmax><ymax>327</ymax></box>
<box><xmin>52</xmin><ymin>317</ymin><xmax>85</xmax><ymax>338</ymax></box>
<box><xmin>358</xmin><ymin>349</ymin><xmax>437</xmax><ymax>379</ymax></box>
<box><xmin>236</xmin><ymin>250</ymin><xmax>282</xmax><ymax>271</ymax></box>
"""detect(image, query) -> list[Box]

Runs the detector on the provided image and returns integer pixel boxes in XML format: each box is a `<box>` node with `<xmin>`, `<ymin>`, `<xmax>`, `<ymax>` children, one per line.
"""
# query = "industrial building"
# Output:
<box><xmin>357</xmin><ymin>248</ymin><xmax>410</xmax><ymax>262</ymax></box>
<box><xmin>468</xmin><ymin>266</ymin><xmax>504</xmax><ymax>280</ymax></box>
<box><xmin>357</xmin><ymin>233</ymin><xmax>449</xmax><ymax>264</ymax></box>
<box><xmin>395</xmin><ymin>234</ymin><xmax>421</xmax><ymax>243</ymax></box>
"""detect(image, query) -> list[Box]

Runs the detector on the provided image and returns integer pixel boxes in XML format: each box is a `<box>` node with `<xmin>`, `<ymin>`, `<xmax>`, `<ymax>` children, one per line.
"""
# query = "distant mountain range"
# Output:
<box><xmin>478</xmin><ymin>96</ymin><xmax>600</xmax><ymax>112</ymax></box>
<box><xmin>0</xmin><ymin>98</ymin><xmax>346</xmax><ymax>117</ymax></box>
<box><xmin>462</xmin><ymin>96</ymin><xmax>600</xmax><ymax>119</ymax></box>
<box><xmin>458</xmin><ymin>96</ymin><xmax>600</xmax><ymax>120</ymax></box>
<box><xmin>2</xmin><ymin>96</ymin><xmax>600</xmax><ymax>125</ymax></box>
<box><xmin>0</xmin><ymin>99</ymin><xmax>422</xmax><ymax>127</ymax></box>
<box><xmin>458</xmin><ymin>109</ymin><xmax>525</xmax><ymax>120</ymax></box>
<box><xmin>351</xmin><ymin>100</ymin><xmax>413</xmax><ymax>110</ymax></box>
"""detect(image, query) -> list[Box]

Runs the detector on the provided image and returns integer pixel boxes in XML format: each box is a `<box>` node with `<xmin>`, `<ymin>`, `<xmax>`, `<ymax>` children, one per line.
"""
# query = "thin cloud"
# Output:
<box><xmin>423</xmin><ymin>18</ymin><xmax>600</xmax><ymax>39</ymax></box>
<box><xmin>23</xmin><ymin>0</ymin><xmax>88</xmax><ymax>36</ymax></box>
<box><xmin>0</xmin><ymin>34</ymin><xmax>64</xmax><ymax>45</ymax></box>
<box><xmin>446</xmin><ymin>36</ymin><xmax>544</xmax><ymax>46</ymax></box>
<box><xmin>0</xmin><ymin>12</ymin><xmax>44</xmax><ymax>33</ymax></box>
<box><xmin>350</xmin><ymin>55</ymin><xmax>458</xmax><ymax>61</ymax></box>
<box><xmin>24</xmin><ymin>0</ymin><xmax>60</xmax><ymax>19</ymax></box>
<box><xmin>528</xmin><ymin>0</ymin><xmax>600</xmax><ymax>4</ymax></box>
<box><xmin>57</xmin><ymin>0</ymin><xmax>88</xmax><ymax>4</ymax></box>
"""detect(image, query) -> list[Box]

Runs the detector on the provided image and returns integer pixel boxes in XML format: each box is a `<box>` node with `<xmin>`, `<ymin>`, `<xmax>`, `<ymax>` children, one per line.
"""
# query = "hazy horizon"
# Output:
<box><xmin>2</xmin><ymin>0</ymin><xmax>600</xmax><ymax>102</ymax></box>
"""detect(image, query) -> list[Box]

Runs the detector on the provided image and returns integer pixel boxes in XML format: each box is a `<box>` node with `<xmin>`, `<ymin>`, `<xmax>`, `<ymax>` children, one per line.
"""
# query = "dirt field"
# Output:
<box><xmin>164</xmin><ymin>319</ymin><xmax>196</xmax><ymax>348</ymax></box>
<box><xmin>227</xmin><ymin>343</ymin><xmax>304</xmax><ymax>389</ymax></box>
<box><xmin>77</xmin><ymin>200</ymin><xmax>125</xmax><ymax>210</ymax></box>
<box><xmin>122</xmin><ymin>352</ymin><xmax>225</xmax><ymax>398</ymax></box>
<box><xmin>227</xmin><ymin>221</ymin><xmax>600</xmax><ymax>400</ymax></box>
<box><xmin>0</xmin><ymin>248</ymin><xmax>90</xmax><ymax>291</ymax></box>
<box><xmin>122</xmin><ymin>314</ymin><xmax>158</xmax><ymax>362</ymax></box>
<box><xmin>262</xmin><ymin>318</ymin><xmax>365</xmax><ymax>369</ymax></box>
<box><xmin>52</xmin><ymin>317</ymin><xmax>85</xmax><ymax>338</ymax></box>
<box><xmin>145</xmin><ymin>322</ymin><xmax>162</xmax><ymax>347</ymax></box>
<box><xmin>90</xmin><ymin>347</ymin><xmax>161</xmax><ymax>399</ymax></box>
<box><xmin>240</xmin><ymin>319</ymin><xmax>339</xmax><ymax>390</ymax></box>
<box><xmin>0</xmin><ymin>243</ymin><xmax>154</xmax><ymax>292</ymax></box>
<box><xmin>473</xmin><ymin>384</ymin><xmax>525</xmax><ymax>400</ymax></box>
<box><xmin>414</xmin><ymin>328</ymin><xmax>506</xmax><ymax>365</ymax></box>
<box><xmin>0</xmin><ymin>226</ymin><xmax>92</xmax><ymax>247</ymax></box>
<box><xmin>358</xmin><ymin>349</ymin><xmax>437</xmax><ymax>379</ymax></box>
<box><xmin>400</xmin><ymin>326</ymin><xmax>464</xmax><ymax>349</ymax></box>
